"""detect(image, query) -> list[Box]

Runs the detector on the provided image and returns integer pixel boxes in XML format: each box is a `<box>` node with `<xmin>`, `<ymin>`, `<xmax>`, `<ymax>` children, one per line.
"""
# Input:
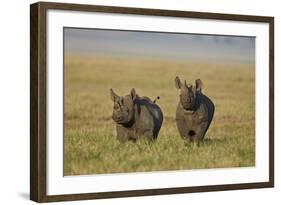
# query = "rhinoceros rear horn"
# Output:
<box><xmin>110</xmin><ymin>88</ymin><xmax>120</xmax><ymax>102</ymax></box>
<box><xmin>195</xmin><ymin>79</ymin><xmax>203</xmax><ymax>92</ymax></box>
<box><xmin>175</xmin><ymin>76</ymin><xmax>182</xmax><ymax>89</ymax></box>
<box><xmin>130</xmin><ymin>88</ymin><xmax>137</xmax><ymax>101</ymax></box>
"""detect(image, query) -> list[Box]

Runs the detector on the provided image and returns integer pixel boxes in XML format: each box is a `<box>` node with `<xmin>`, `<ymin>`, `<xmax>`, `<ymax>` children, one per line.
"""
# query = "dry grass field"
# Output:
<box><xmin>64</xmin><ymin>55</ymin><xmax>255</xmax><ymax>176</ymax></box>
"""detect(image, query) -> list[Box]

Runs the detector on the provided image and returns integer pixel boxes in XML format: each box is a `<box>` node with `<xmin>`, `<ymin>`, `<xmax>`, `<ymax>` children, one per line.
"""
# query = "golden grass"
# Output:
<box><xmin>64</xmin><ymin>55</ymin><xmax>255</xmax><ymax>175</ymax></box>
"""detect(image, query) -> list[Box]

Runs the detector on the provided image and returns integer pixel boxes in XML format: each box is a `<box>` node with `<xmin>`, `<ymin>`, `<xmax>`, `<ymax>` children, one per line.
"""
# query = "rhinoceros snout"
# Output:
<box><xmin>112</xmin><ymin>114</ymin><xmax>121</xmax><ymax>121</ymax></box>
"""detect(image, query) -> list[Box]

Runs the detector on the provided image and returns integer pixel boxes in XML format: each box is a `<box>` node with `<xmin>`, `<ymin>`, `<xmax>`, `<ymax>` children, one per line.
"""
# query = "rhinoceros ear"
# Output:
<box><xmin>195</xmin><ymin>79</ymin><xmax>203</xmax><ymax>92</ymax></box>
<box><xmin>175</xmin><ymin>76</ymin><xmax>182</xmax><ymax>89</ymax></box>
<box><xmin>110</xmin><ymin>88</ymin><xmax>119</xmax><ymax>102</ymax></box>
<box><xmin>130</xmin><ymin>88</ymin><xmax>137</xmax><ymax>101</ymax></box>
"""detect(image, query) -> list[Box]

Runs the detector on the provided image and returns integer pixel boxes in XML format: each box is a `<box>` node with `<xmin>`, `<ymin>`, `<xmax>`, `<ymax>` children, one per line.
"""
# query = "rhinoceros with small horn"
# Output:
<box><xmin>110</xmin><ymin>88</ymin><xmax>163</xmax><ymax>142</ymax></box>
<box><xmin>174</xmin><ymin>77</ymin><xmax>215</xmax><ymax>142</ymax></box>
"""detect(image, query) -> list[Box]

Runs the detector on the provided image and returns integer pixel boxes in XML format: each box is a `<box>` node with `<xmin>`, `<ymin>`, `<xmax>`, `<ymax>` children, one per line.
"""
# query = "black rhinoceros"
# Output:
<box><xmin>174</xmin><ymin>77</ymin><xmax>215</xmax><ymax>142</ymax></box>
<box><xmin>110</xmin><ymin>88</ymin><xmax>163</xmax><ymax>142</ymax></box>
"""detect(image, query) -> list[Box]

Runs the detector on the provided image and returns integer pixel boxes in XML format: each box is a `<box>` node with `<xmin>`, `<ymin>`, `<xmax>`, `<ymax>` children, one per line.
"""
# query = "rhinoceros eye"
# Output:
<box><xmin>113</xmin><ymin>104</ymin><xmax>119</xmax><ymax>110</ymax></box>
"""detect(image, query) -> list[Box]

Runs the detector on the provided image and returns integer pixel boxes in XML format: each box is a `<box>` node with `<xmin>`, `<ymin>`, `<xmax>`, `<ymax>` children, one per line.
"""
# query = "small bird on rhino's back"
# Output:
<box><xmin>174</xmin><ymin>77</ymin><xmax>215</xmax><ymax>142</ymax></box>
<box><xmin>110</xmin><ymin>88</ymin><xmax>163</xmax><ymax>143</ymax></box>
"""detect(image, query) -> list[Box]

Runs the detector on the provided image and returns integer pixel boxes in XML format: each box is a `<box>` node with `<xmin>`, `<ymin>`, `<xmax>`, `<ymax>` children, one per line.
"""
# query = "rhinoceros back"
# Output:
<box><xmin>197</xmin><ymin>93</ymin><xmax>215</xmax><ymax>130</ymax></box>
<box><xmin>137</xmin><ymin>97</ymin><xmax>163</xmax><ymax>139</ymax></box>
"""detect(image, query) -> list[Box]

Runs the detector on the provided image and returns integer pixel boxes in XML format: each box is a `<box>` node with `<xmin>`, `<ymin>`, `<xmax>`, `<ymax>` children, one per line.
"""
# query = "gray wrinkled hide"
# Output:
<box><xmin>110</xmin><ymin>89</ymin><xmax>163</xmax><ymax>142</ymax></box>
<box><xmin>175</xmin><ymin>78</ymin><xmax>215</xmax><ymax>142</ymax></box>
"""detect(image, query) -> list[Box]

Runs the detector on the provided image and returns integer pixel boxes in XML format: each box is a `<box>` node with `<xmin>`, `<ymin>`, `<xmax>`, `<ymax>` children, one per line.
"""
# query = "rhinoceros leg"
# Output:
<box><xmin>116</xmin><ymin>125</ymin><xmax>131</xmax><ymax>143</ymax></box>
<box><xmin>144</xmin><ymin>130</ymin><xmax>155</xmax><ymax>142</ymax></box>
<box><xmin>135</xmin><ymin>129</ymin><xmax>154</xmax><ymax>142</ymax></box>
<box><xmin>194</xmin><ymin>121</ymin><xmax>209</xmax><ymax>142</ymax></box>
<box><xmin>176</xmin><ymin>118</ymin><xmax>190</xmax><ymax>140</ymax></box>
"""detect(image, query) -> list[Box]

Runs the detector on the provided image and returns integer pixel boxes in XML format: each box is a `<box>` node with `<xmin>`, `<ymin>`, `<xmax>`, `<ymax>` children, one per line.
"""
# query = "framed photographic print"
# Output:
<box><xmin>30</xmin><ymin>1</ymin><xmax>274</xmax><ymax>202</ymax></box>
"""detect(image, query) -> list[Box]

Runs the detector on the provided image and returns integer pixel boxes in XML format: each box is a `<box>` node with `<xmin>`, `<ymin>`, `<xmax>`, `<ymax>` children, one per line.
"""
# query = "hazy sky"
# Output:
<box><xmin>64</xmin><ymin>28</ymin><xmax>255</xmax><ymax>64</ymax></box>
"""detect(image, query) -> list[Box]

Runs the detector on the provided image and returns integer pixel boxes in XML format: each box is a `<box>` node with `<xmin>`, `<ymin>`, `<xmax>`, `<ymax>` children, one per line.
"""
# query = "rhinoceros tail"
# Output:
<box><xmin>153</xmin><ymin>96</ymin><xmax>160</xmax><ymax>103</ymax></box>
